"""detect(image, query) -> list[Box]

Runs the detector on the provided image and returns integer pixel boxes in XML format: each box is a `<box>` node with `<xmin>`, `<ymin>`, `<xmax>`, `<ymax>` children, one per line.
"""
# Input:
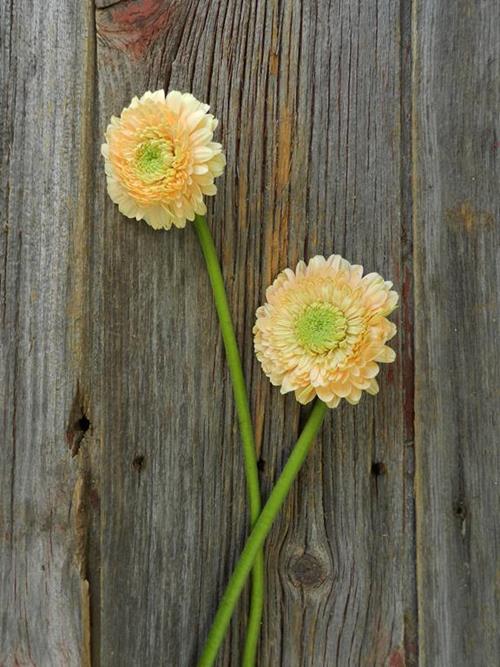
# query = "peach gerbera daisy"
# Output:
<box><xmin>101</xmin><ymin>90</ymin><xmax>226</xmax><ymax>230</ymax></box>
<box><xmin>253</xmin><ymin>255</ymin><xmax>398</xmax><ymax>408</ymax></box>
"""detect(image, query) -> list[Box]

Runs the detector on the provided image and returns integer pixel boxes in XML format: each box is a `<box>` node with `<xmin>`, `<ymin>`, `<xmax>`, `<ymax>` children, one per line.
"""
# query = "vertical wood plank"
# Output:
<box><xmin>0</xmin><ymin>1</ymin><xmax>95</xmax><ymax>665</ymax></box>
<box><xmin>413</xmin><ymin>1</ymin><xmax>500</xmax><ymax>664</ymax></box>
<box><xmin>91</xmin><ymin>1</ymin><xmax>415</xmax><ymax>664</ymax></box>
<box><xmin>257</xmin><ymin>2</ymin><xmax>416</xmax><ymax>665</ymax></box>
<box><xmin>254</xmin><ymin>2</ymin><xmax>414</xmax><ymax>665</ymax></box>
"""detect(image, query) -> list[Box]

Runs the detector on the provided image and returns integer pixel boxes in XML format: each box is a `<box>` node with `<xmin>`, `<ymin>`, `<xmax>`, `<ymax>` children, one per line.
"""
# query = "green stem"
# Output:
<box><xmin>198</xmin><ymin>399</ymin><xmax>328</xmax><ymax>667</ymax></box>
<box><xmin>193</xmin><ymin>215</ymin><xmax>264</xmax><ymax>666</ymax></box>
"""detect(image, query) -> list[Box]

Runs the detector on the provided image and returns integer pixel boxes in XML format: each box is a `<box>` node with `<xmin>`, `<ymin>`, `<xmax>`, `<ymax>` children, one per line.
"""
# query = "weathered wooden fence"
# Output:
<box><xmin>1</xmin><ymin>1</ymin><xmax>498</xmax><ymax>665</ymax></box>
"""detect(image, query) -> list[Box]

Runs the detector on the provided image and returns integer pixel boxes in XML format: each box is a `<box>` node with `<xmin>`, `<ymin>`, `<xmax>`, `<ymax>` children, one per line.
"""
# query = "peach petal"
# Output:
<box><xmin>102</xmin><ymin>89</ymin><xmax>225</xmax><ymax>230</ymax></box>
<box><xmin>254</xmin><ymin>255</ymin><xmax>398</xmax><ymax>409</ymax></box>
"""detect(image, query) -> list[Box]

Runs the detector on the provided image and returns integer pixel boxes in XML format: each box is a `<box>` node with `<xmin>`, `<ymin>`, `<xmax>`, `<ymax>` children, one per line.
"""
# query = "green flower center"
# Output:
<box><xmin>295</xmin><ymin>302</ymin><xmax>347</xmax><ymax>354</ymax></box>
<box><xmin>135</xmin><ymin>138</ymin><xmax>174</xmax><ymax>183</ymax></box>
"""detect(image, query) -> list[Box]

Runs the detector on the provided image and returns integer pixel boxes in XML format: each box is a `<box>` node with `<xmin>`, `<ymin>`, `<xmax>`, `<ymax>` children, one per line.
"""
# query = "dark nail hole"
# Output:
<box><xmin>66</xmin><ymin>386</ymin><xmax>91</xmax><ymax>457</ymax></box>
<box><xmin>371</xmin><ymin>461</ymin><xmax>387</xmax><ymax>476</ymax></box>
<box><xmin>78</xmin><ymin>415</ymin><xmax>90</xmax><ymax>433</ymax></box>
<box><xmin>132</xmin><ymin>455</ymin><xmax>145</xmax><ymax>472</ymax></box>
<box><xmin>453</xmin><ymin>501</ymin><xmax>467</xmax><ymax>519</ymax></box>
<box><xmin>257</xmin><ymin>458</ymin><xmax>265</xmax><ymax>472</ymax></box>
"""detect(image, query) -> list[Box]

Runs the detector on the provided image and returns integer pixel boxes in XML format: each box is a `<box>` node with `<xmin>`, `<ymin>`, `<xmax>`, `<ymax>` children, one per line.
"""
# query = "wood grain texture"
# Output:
<box><xmin>90</xmin><ymin>1</ymin><xmax>414</xmax><ymax>665</ymax></box>
<box><xmin>413</xmin><ymin>1</ymin><xmax>500</xmax><ymax>665</ymax></box>
<box><xmin>0</xmin><ymin>1</ymin><xmax>95</xmax><ymax>665</ymax></box>
<box><xmin>2</xmin><ymin>0</ymin><xmax>498</xmax><ymax>665</ymax></box>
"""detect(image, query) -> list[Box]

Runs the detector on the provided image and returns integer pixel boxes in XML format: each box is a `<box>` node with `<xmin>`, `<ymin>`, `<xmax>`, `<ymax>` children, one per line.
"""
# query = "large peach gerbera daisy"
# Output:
<box><xmin>254</xmin><ymin>255</ymin><xmax>398</xmax><ymax>408</ymax></box>
<box><xmin>101</xmin><ymin>90</ymin><xmax>225</xmax><ymax>230</ymax></box>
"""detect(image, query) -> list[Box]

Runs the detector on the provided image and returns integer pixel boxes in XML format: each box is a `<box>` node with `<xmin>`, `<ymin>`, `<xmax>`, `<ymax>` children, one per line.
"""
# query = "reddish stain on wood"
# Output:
<box><xmin>276</xmin><ymin>107</ymin><xmax>293</xmax><ymax>192</ymax></box>
<box><xmin>96</xmin><ymin>0</ymin><xmax>174</xmax><ymax>58</ymax></box>
<box><xmin>88</xmin><ymin>487</ymin><xmax>100</xmax><ymax>510</ymax></box>
<box><xmin>389</xmin><ymin>648</ymin><xmax>406</xmax><ymax>667</ymax></box>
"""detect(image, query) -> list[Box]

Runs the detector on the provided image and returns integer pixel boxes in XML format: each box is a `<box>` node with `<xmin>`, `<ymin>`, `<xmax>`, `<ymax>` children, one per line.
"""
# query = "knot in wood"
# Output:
<box><xmin>288</xmin><ymin>552</ymin><xmax>328</xmax><ymax>589</ymax></box>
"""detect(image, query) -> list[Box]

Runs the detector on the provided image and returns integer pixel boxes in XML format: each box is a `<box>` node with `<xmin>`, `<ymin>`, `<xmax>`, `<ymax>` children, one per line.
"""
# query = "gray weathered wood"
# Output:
<box><xmin>90</xmin><ymin>1</ymin><xmax>414</xmax><ymax>665</ymax></box>
<box><xmin>413</xmin><ymin>2</ymin><xmax>500</xmax><ymax>665</ymax></box>
<box><xmin>0</xmin><ymin>1</ymin><xmax>95</xmax><ymax>665</ymax></box>
<box><xmin>1</xmin><ymin>0</ymin><xmax>498</xmax><ymax>665</ymax></box>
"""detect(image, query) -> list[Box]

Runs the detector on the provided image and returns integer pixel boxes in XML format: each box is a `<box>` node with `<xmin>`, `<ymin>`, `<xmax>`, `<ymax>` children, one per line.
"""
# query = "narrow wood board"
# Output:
<box><xmin>413</xmin><ymin>1</ymin><xmax>500</xmax><ymax>665</ymax></box>
<box><xmin>0</xmin><ymin>1</ymin><xmax>95</xmax><ymax>664</ymax></box>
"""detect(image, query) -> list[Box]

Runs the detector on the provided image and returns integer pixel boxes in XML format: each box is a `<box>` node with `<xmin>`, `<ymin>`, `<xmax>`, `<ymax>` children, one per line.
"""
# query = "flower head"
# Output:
<box><xmin>254</xmin><ymin>255</ymin><xmax>398</xmax><ymax>408</ymax></box>
<box><xmin>101</xmin><ymin>90</ymin><xmax>225</xmax><ymax>230</ymax></box>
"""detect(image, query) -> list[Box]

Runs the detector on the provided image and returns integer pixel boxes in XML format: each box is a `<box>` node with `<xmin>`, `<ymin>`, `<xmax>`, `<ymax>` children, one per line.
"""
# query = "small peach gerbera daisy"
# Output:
<box><xmin>254</xmin><ymin>255</ymin><xmax>398</xmax><ymax>408</ymax></box>
<box><xmin>101</xmin><ymin>90</ymin><xmax>225</xmax><ymax>230</ymax></box>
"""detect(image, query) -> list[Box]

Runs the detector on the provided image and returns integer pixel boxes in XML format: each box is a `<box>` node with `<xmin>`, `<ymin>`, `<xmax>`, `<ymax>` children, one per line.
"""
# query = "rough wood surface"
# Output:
<box><xmin>1</xmin><ymin>0</ymin><xmax>497</xmax><ymax>666</ymax></box>
<box><xmin>0</xmin><ymin>1</ymin><xmax>95</xmax><ymax>665</ymax></box>
<box><xmin>413</xmin><ymin>1</ymin><xmax>500</xmax><ymax>665</ymax></box>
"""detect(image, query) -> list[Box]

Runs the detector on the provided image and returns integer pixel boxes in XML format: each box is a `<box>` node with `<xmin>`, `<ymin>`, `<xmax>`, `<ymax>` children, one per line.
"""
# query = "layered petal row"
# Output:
<box><xmin>254</xmin><ymin>255</ymin><xmax>398</xmax><ymax>408</ymax></box>
<box><xmin>102</xmin><ymin>90</ymin><xmax>225</xmax><ymax>230</ymax></box>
